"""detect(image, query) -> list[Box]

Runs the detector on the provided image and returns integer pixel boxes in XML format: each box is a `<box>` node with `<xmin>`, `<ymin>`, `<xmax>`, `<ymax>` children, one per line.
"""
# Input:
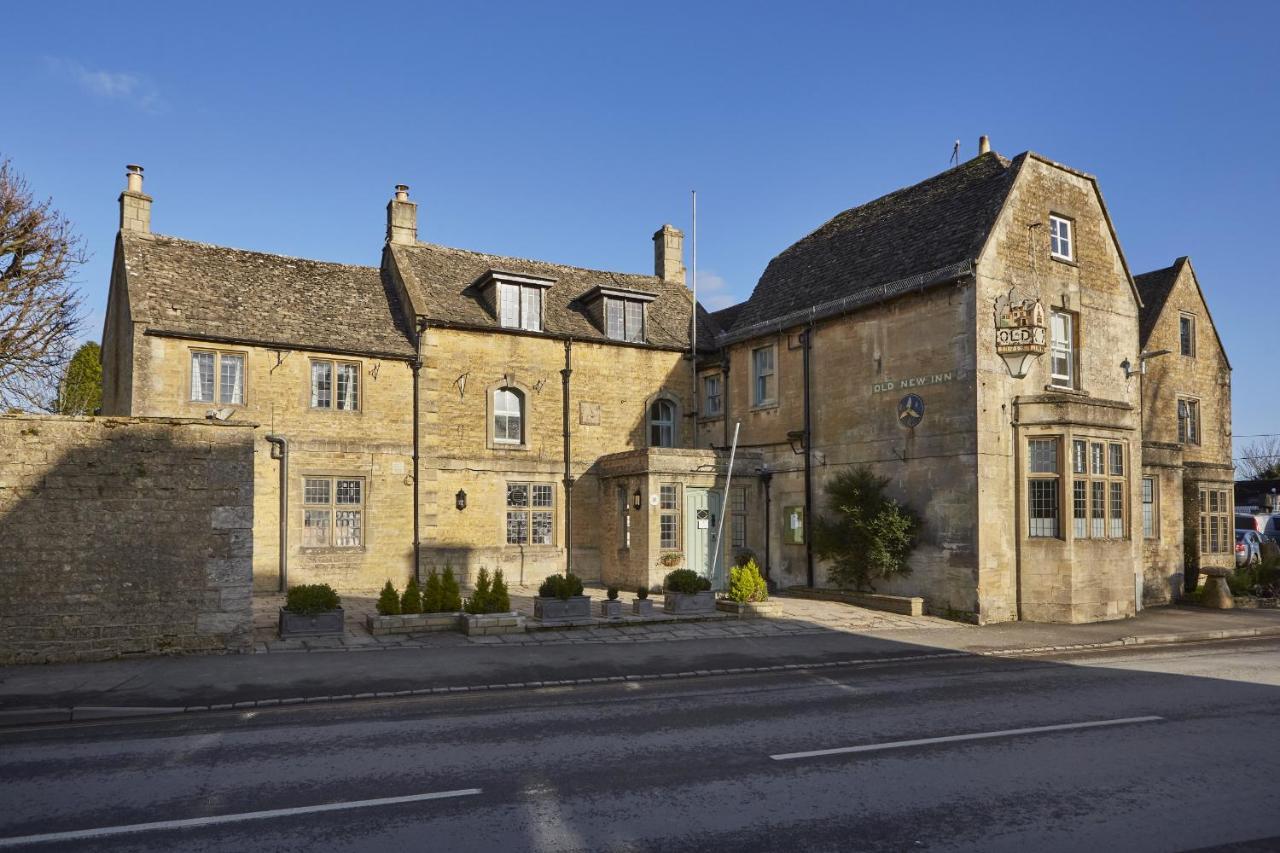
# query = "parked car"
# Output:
<box><xmin>1236</xmin><ymin>529</ymin><xmax>1264</xmax><ymax>568</ymax></box>
<box><xmin>1236</xmin><ymin>513</ymin><xmax>1280</xmax><ymax>539</ymax></box>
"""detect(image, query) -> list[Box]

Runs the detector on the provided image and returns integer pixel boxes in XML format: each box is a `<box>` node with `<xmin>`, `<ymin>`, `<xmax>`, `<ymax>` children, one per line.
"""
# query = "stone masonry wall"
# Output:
<box><xmin>0</xmin><ymin>415</ymin><xmax>255</xmax><ymax>664</ymax></box>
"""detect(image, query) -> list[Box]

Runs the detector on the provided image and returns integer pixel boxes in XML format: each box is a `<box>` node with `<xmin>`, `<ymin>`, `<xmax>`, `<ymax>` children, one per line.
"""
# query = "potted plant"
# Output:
<box><xmin>533</xmin><ymin>572</ymin><xmax>591</xmax><ymax>622</ymax></box>
<box><xmin>632</xmin><ymin>585</ymin><xmax>654</xmax><ymax>616</ymax></box>
<box><xmin>663</xmin><ymin>569</ymin><xmax>715</xmax><ymax>615</ymax></box>
<box><xmin>366</xmin><ymin>568</ymin><xmax>467</xmax><ymax>635</ymax></box>
<box><xmin>462</xmin><ymin>568</ymin><xmax>525</xmax><ymax>636</ymax></box>
<box><xmin>600</xmin><ymin>586</ymin><xmax>622</xmax><ymax>618</ymax></box>
<box><xmin>279</xmin><ymin>583</ymin><xmax>344</xmax><ymax>638</ymax></box>
<box><xmin>716</xmin><ymin>559</ymin><xmax>780</xmax><ymax>617</ymax></box>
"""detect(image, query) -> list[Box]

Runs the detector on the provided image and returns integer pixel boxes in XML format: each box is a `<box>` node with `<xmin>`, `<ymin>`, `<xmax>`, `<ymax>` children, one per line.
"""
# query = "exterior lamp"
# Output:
<box><xmin>787</xmin><ymin>430</ymin><xmax>806</xmax><ymax>455</ymax></box>
<box><xmin>632</xmin><ymin>489</ymin><xmax>643</xmax><ymax>511</ymax></box>
<box><xmin>455</xmin><ymin>489</ymin><xmax>467</xmax><ymax>511</ymax></box>
<box><xmin>999</xmin><ymin>351</ymin><xmax>1039</xmax><ymax>380</ymax></box>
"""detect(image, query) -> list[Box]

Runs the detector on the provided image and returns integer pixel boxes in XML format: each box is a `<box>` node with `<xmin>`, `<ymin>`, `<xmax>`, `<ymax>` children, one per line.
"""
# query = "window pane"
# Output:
<box><xmin>650</xmin><ymin>400</ymin><xmax>674</xmax><ymax>448</ymax></box>
<box><xmin>304</xmin><ymin>478</ymin><xmax>330</xmax><ymax>505</ymax></box>
<box><xmin>311</xmin><ymin>361</ymin><xmax>332</xmax><ymax>408</ymax></box>
<box><xmin>660</xmin><ymin>513</ymin><xmax>677</xmax><ymax>548</ymax></box>
<box><xmin>659</xmin><ymin>484</ymin><xmax>677</xmax><ymax>510</ymax></box>
<box><xmin>335</xmin><ymin>510</ymin><xmax>361</xmax><ymax>547</ymax></box>
<box><xmin>1109</xmin><ymin>482</ymin><xmax>1124</xmax><ymax>538</ymax></box>
<box><xmin>731</xmin><ymin>514</ymin><xmax>746</xmax><ymax>548</ymax></box>
<box><xmin>191</xmin><ymin>352</ymin><xmax>215</xmax><ymax>402</ymax></box>
<box><xmin>1072</xmin><ymin>440</ymin><xmax>1087</xmax><ymax>474</ymax></box>
<box><xmin>499</xmin><ymin>283</ymin><xmax>520</xmax><ymax>328</ymax></box>
<box><xmin>704</xmin><ymin>376</ymin><xmax>721</xmax><ymax>415</ymax></box>
<box><xmin>1029</xmin><ymin>439</ymin><xmax>1058</xmax><ymax>473</ymax></box>
<box><xmin>1180</xmin><ymin>316</ymin><xmax>1194</xmax><ymax>356</ymax></box>
<box><xmin>730</xmin><ymin>487</ymin><xmax>746</xmax><ymax>512</ymax></box>
<box><xmin>625</xmin><ymin>300</ymin><xmax>644</xmax><ymax>342</ymax></box>
<box><xmin>1090</xmin><ymin>443</ymin><xmax>1105</xmax><ymax>475</ymax></box>
<box><xmin>219</xmin><ymin>354</ymin><xmax>244</xmax><ymax>405</ymax></box>
<box><xmin>521</xmin><ymin>286</ymin><xmax>542</xmax><ymax>331</ymax></box>
<box><xmin>1142</xmin><ymin>477</ymin><xmax>1156</xmax><ymax>539</ymax></box>
<box><xmin>1073</xmin><ymin>480</ymin><xmax>1088</xmax><ymax>538</ymax></box>
<box><xmin>495</xmin><ymin>388</ymin><xmax>522</xmax><ymax>443</ymax></box>
<box><xmin>605</xmin><ymin>298</ymin><xmax>624</xmax><ymax>340</ymax></box>
<box><xmin>506</xmin><ymin>511</ymin><xmax>528</xmax><ymax>544</ymax></box>
<box><xmin>1029</xmin><ymin>480</ymin><xmax>1059</xmax><ymax>538</ymax></box>
<box><xmin>507</xmin><ymin>483</ymin><xmax>528</xmax><ymax>508</ymax></box>
<box><xmin>532</xmin><ymin>484</ymin><xmax>553</xmax><ymax>507</ymax></box>
<box><xmin>337</xmin><ymin>363</ymin><xmax>359</xmax><ymax>411</ymax></box>
<box><xmin>531</xmin><ymin>511</ymin><xmax>553</xmax><ymax>545</ymax></box>
<box><xmin>1092</xmin><ymin>481</ymin><xmax>1106</xmax><ymax>538</ymax></box>
<box><xmin>1109</xmin><ymin>444</ymin><xmax>1124</xmax><ymax>476</ymax></box>
<box><xmin>336</xmin><ymin>479</ymin><xmax>361</xmax><ymax>505</ymax></box>
<box><xmin>303</xmin><ymin>509</ymin><xmax>330</xmax><ymax>547</ymax></box>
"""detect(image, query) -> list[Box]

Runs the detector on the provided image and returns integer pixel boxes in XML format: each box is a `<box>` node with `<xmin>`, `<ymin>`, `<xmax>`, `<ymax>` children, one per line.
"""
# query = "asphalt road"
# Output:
<box><xmin>2</xmin><ymin>639</ymin><xmax>1279</xmax><ymax>852</ymax></box>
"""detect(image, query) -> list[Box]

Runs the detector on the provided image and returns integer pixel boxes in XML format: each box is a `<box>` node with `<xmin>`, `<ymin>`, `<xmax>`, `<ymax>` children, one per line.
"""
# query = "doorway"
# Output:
<box><xmin>684</xmin><ymin>488</ymin><xmax>723</xmax><ymax>587</ymax></box>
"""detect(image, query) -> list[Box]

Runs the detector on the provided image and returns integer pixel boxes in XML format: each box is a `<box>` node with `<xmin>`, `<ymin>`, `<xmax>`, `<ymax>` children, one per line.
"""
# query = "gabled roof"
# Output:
<box><xmin>117</xmin><ymin>232</ymin><xmax>416</xmax><ymax>358</ymax></box>
<box><xmin>1134</xmin><ymin>256</ymin><xmax>1231</xmax><ymax>368</ymax></box>
<box><xmin>389</xmin><ymin>242</ymin><xmax>693</xmax><ymax>350</ymax></box>
<box><xmin>723</xmin><ymin>151</ymin><xmax>1018</xmax><ymax>336</ymax></box>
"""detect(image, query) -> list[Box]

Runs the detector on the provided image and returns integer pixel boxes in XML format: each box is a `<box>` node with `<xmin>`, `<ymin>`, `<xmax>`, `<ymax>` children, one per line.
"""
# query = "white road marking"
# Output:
<box><xmin>769</xmin><ymin>715</ymin><xmax>1164</xmax><ymax>761</ymax></box>
<box><xmin>0</xmin><ymin>788</ymin><xmax>482</xmax><ymax>848</ymax></box>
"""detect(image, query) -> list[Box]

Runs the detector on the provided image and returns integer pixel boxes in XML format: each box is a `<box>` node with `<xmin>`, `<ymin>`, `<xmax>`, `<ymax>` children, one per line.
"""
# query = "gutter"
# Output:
<box><xmin>264</xmin><ymin>435</ymin><xmax>289</xmax><ymax>593</ymax></box>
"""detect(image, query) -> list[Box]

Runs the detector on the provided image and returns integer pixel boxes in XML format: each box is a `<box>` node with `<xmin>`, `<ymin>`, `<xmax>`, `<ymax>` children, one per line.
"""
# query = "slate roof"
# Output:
<box><xmin>1133</xmin><ymin>258</ymin><xmax>1185</xmax><ymax>349</ymax></box>
<box><xmin>722</xmin><ymin>152</ymin><xmax>1019</xmax><ymax>338</ymax></box>
<box><xmin>390</xmin><ymin>242</ymin><xmax>693</xmax><ymax>349</ymax></box>
<box><xmin>119</xmin><ymin>232</ymin><xmax>416</xmax><ymax>358</ymax></box>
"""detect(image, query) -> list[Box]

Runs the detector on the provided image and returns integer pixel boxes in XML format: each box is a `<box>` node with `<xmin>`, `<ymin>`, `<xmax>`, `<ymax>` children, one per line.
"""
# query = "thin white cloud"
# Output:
<box><xmin>45</xmin><ymin>58</ymin><xmax>163</xmax><ymax>113</ymax></box>
<box><xmin>693</xmin><ymin>270</ymin><xmax>741</xmax><ymax>310</ymax></box>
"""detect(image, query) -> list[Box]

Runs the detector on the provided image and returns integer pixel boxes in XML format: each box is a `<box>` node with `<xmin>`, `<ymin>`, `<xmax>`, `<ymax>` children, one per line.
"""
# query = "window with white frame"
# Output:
<box><xmin>1049</xmin><ymin>214</ymin><xmax>1073</xmax><ymax>261</ymax></box>
<box><xmin>1070</xmin><ymin>439</ymin><xmax>1127</xmax><ymax>540</ymax></box>
<box><xmin>493</xmin><ymin>387</ymin><xmax>524</xmax><ymax>445</ymax></box>
<box><xmin>1179</xmin><ymin>314</ymin><xmax>1196</xmax><ymax>357</ymax></box>
<box><xmin>1177</xmin><ymin>398</ymin><xmax>1201</xmax><ymax>445</ymax></box>
<box><xmin>497</xmin><ymin>283</ymin><xmax>543</xmax><ymax>332</ymax></box>
<box><xmin>604</xmin><ymin>296</ymin><xmax>645</xmax><ymax>342</ymax></box>
<box><xmin>730</xmin><ymin>486</ymin><xmax>747</xmax><ymax>549</ymax></box>
<box><xmin>302</xmin><ymin>476</ymin><xmax>363</xmax><ymax>548</ymax></box>
<box><xmin>752</xmin><ymin>345</ymin><xmax>776</xmax><ymax>406</ymax></box>
<box><xmin>703</xmin><ymin>375</ymin><xmax>722</xmax><ymax>417</ymax></box>
<box><xmin>1028</xmin><ymin>438</ymin><xmax>1060</xmax><ymax>538</ymax></box>
<box><xmin>650</xmin><ymin>399</ymin><xmax>676</xmax><ymax>447</ymax></box>
<box><xmin>1199</xmin><ymin>487</ymin><xmax>1231</xmax><ymax>555</ymax></box>
<box><xmin>506</xmin><ymin>482</ymin><xmax>554</xmax><ymax>546</ymax></box>
<box><xmin>310</xmin><ymin>360</ymin><xmax>360</xmax><ymax>410</ymax></box>
<box><xmin>190</xmin><ymin>350</ymin><xmax>245</xmax><ymax>405</ymax></box>
<box><xmin>618</xmin><ymin>486</ymin><xmax>631</xmax><ymax>550</ymax></box>
<box><xmin>1049</xmin><ymin>310</ymin><xmax>1075</xmax><ymax>388</ymax></box>
<box><xmin>1142</xmin><ymin>476</ymin><xmax>1158</xmax><ymax>539</ymax></box>
<box><xmin>659</xmin><ymin>483</ymin><xmax>679</xmax><ymax>549</ymax></box>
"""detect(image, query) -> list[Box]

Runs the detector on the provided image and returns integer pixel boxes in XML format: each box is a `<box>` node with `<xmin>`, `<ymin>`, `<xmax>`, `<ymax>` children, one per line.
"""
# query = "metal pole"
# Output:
<box><xmin>691</xmin><ymin>190</ymin><xmax>698</xmax><ymax>420</ymax></box>
<box><xmin>708</xmin><ymin>421</ymin><xmax>740</xmax><ymax>588</ymax></box>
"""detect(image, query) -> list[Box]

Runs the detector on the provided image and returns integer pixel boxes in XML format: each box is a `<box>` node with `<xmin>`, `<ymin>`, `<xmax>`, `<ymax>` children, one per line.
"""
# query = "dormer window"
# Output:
<box><xmin>584</xmin><ymin>285</ymin><xmax>657</xmax><ymax>343</ymax></box>
<box><xmin>476</xmin><ymin>270</ymin><xmax>555</xmax><ymax>333</ymax></box>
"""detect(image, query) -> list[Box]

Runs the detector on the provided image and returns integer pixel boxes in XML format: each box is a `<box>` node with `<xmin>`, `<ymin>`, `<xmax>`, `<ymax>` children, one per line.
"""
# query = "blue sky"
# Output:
<box><xmin>7</xmin><ymin>1</ymin><xmax>1278</xmax><ymax>457</ymax></box>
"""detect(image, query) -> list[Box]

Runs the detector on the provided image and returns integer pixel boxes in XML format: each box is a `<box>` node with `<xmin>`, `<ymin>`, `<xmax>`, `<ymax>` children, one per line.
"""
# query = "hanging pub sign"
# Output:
<box><xmin>994</xmin><ymin>291</ymin><xmax>1047</xmax><ymax>378</ymax></box>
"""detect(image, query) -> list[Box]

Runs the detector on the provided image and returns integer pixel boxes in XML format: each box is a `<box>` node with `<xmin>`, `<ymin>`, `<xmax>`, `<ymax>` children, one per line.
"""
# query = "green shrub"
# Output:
<box><xmin>728</xmin><ymin>559</ymin><xmax>768</xmax><ymax>603</ymax></box>
<box><xmin>538</xmin><ymin>572</ymin><xmax>585</xmax><ymax>600</ymax></box>
<box><xmin>285</xmin><ymin>583</ymin><xmax>340</xmax><ymax>615</ymax></box>
<box><xmin>664</xmin><ymin>568</ymin><xmax>708</xmax><ymax>595</ymax></box>
<box><xmin>490</xmin><ymin>569</ymin><xmax>511</xmax><ymax>613</ymax></box>
<box><xmin>813</xmin><ymin>467</ymin><xmax>921</xmax><ymax>592</ymax></box>
<box><xmin>376</xmin><ymin>580</ymin><xmax>401</xmax><ymax>616</ymax></box>
<box><xmin>465</xmin><ymin>567</ymin><xmax>493</xmax><ymax>615</ymax></box>
<box><xmin>607</xmin><ymin>586</ymin><xmax>619</xmax><ymax>600</ymax></box>
<box><xmin>401</xmin><ymin>577</ymin><xmax>423</xmax><ymax>614</ymax></box>
<box><xmin>422</xmin><ymin>571</ymin><xmax>443</xmax><ymax>613</ymax></box>
<box><xmin>440</xmin><ymin>566</ymin><xmax>463</xmax><ymax>612</ymax></box>
<box><xmin>636</xmin><ymin>585</ymin><xmax>649</xmax><ymax>600</ymax></box>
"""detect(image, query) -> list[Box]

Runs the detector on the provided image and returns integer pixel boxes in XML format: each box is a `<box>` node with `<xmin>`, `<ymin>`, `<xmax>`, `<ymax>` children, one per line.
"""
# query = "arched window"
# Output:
<box><xmin>494</xmin><ymin>387</ymin><xmax>524</xmax><ymax>444</ymax></box>
<box><xmin>649</xmin><ymin>399</ymin><xmax>675</xmax><ymax>447</ymax></box>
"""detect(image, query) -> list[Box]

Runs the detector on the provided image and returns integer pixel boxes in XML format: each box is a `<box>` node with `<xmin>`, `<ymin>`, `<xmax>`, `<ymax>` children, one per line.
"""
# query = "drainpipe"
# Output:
<box><xmin>761</xmin><ymin>468</ymin><xmax>774</xmax><ymax>591</ymax></box>
<box><xmin>1012</xmin><ymin>396</ymin><xmax>1023</xmax><ymax>621</ymax></box>
<box><xmin>721</xmin><ymin>351</ymin><xmax>731</xmax><ymax>449</ymax></box>
<box><xmin>411</xmin><ymin>318</ymin><xmax>427</xmax><ymax>583</ymax></box>
<box><xmin>264</xmin><ymin>435</ymin><xmax>289</xmax><ymax>593</ymax></box>
<box><xmin>802</xmin><ymin>317</ymin><xmax>815</xmax><ymax>588</ymax></box>
<box><xmin>561</xmin><ymin>339</ymin><xmax>574</xmax><ymax>577</ymax></box>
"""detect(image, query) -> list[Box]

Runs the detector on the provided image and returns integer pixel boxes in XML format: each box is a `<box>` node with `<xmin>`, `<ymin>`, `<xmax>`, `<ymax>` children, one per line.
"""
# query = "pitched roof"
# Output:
<box><xmin>389</xmin><ymin>242</ymin><xmax>693</xmax><ymax>350</ymax></box>
<box><xmin>1133</xmin><ymin>258</ymin><xmax>1185</xmax><ymax>348</ymax></box>
<box><xmin>119</xmin><ymin>232</ymin><xmax>416</xmax><ymax>358</ymax></box>
<box><xmin>723</xmin><ymin>152</ymin><xmax>1019</xmax><ymax>337</ymax></box>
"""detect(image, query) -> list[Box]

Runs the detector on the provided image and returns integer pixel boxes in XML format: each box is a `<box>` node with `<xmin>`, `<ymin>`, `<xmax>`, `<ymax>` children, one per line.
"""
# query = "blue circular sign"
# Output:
<box><xmin>897</xmin><ymin>394</ymin><xmax>924</xmax><ymax>429</ymax></box>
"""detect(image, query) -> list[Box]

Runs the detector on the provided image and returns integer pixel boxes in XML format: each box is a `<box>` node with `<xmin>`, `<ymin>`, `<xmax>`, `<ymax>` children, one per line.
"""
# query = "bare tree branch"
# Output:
<box><xmin>0</xmin><ymin>157</ymin><xmax>86</xmax><ymax>410</ymax></box>
<box><xmin>1238</xmin><ymin>437</ymin><xmax>1280</xmax><ymax>480</ymax></box>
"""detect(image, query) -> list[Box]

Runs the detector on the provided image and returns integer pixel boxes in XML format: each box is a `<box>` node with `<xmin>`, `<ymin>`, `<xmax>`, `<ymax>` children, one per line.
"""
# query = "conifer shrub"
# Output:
<box><xmin>440</xmin><ymin>566</ymin><xmax>463</xmax><ymax>612</ymax></box>
<box><xmin>813</xmin><ymin>467</ymin><xmax>921</xmax><ymax>592</ymax></box>
<box><xmin>401</xmin><ymin>577</ymin><xmax>423</xmax><ymax>614</ymax></box>
<box><xmin>285</xmin><ymin>584</ymin><xmax>340</xmax><ymax>615</ymax></box>
<box><xmin>465</xmin><ymin>567</ymin><xmax>493</xmax><ymax>615</ymax></box>
<box><xmin>489</xmin><ymin>569</ymin><xmax>511</xmax><ymax>613</ymax></box>
<box><xmin>422</xmin><ymin>571</ymin><xmax>443</xmax><ymax>613</ymax></box>
<box><xmin>376</xmin><ymin>580</ymin><xmax>401</xmax><ymax>616</ymax></box>
<box><xmin>727</xmin><ymin>559</ymin><xmax>768</xmax><ymax>603</ymax></box>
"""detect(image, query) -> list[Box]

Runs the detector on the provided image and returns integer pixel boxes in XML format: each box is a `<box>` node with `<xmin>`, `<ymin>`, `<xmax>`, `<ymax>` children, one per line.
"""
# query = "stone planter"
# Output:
<box><xmin>534</xmin><ymin>595</ymin><xmax>592</xmax><ymax>622</ymax></box>
<box><xmin>279</xmin><ymin>606</ymin><xmax>344</xmax><ymax>638</ymax></box>
<box><xmin>632</xmin><ymin>598</ymin><xmax>654</xmax><ymax>616</ymax></box>
<box><xmin>462</xmin><ymin>612</ymin><xmax>526</xmax><ymax>636</ymax></box>
<box><xmin>600</xmin><ymin>599</ymin><xmax>623</xmax><ymax>619</ymax></box>
<box><xmin>663</xmin><ymin>590</ymin><xmax>715</xmax><ymax>615</ymax></box>
<box><xmin>366</xmin><ymin>612</ymin><xmax>463</xmax><ymax>635</ymax></box>
<box><xmin>716</xmin><ymin>599</ymin><xmax>782</xmax><ymax>619</ymax></box>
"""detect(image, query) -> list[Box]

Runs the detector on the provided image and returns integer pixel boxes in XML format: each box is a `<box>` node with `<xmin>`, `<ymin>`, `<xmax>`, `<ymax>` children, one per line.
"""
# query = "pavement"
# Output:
<box><xmin>2</xmin><ymin>598</ymin><xmax>1279</xmax><ymax>727</ymax></box>
<box><xmin>4</xmin><ymin>638</ymin><xmax>1280</xmax><ymax>851</ymax></box>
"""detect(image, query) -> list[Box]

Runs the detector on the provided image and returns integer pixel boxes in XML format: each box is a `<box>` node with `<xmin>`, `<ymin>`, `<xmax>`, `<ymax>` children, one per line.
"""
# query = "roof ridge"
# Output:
<box><xmin>128</xmin><ymin>232</ymin><xmax>380</xmax><ymax>273</ymax></box>
<box><xmin>409</xmin><ymin>241</ymin><xmax>663</xmax><ymax>284</ymax></box>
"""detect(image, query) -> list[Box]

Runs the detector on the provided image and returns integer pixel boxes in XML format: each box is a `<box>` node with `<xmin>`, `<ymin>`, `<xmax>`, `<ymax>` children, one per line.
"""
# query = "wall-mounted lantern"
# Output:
<box><xmin>632</xmin><ymin>489</ymin><xmax>643</xmax><ymax>511</ymax></box>
<box><xmin>787</xmin><ymin>430</ymin><xmax>806</xmax><ymax>455</ymax></box>
<box><xmin>455</xmin><ymin>489</ymin><xmax>467</xmax><ymax>511</ymax></box>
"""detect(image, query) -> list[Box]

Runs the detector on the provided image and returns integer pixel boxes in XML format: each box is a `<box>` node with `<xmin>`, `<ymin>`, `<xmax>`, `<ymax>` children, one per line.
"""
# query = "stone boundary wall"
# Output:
<box><xmin>0</xmin><ymin>415</ymin><xmax>256</xmax><ymax>664</ymax></box>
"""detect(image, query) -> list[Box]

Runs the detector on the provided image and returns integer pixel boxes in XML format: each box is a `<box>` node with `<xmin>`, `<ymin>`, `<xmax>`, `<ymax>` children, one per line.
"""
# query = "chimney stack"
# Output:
<box><xmin>653</xmin><ymin>223</ymin><xmax>685</xmax><ymax>285</ymax></box>
<box><xmin>119</xmin><ymin>164</ymin><xmax>152</xmax><ymax>234</ymax></box>
<box><xmin>386</xmin><ymin>184</ymin><xmax>418</xmax><ymax>245</ymax></box>
<box><xmin>978</xmin><ymin>135</ymin><xmax>991</xmax><ymax>156</ymax></box>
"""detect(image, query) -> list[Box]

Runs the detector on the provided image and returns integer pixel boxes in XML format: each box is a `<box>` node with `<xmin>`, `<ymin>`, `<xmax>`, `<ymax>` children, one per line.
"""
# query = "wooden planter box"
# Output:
<box><xmin>599</xmin><ymin>599</ymin><xmax>623</xmax><ymax>619</ymax></box>
<box><xmin>278</xmin><ymin>607</ymin><xmax>344</xmax><ymax>638</ymax></box>
<box><xmin>632</xmin><ymin>598</ymin><xmax>655</xmax><ymax>616</ymax></box>
<box><xmin>534</xmin><ymin>596</ymin><xmax>592</xmax><ymax>622</ymax></box>
<box><xmin>716</xmin><ymin>599</ymin><xmax>781</xmax><ymax>619</ymax></box>
<box><xmin>366</xmin><ymin>612</ymin><xmax>463</xmax><ymax>635</ymax></box>
<box><xmin>663</xmin><ymin>591</ymin><xmax>715</xmax><ymax>615</ymax></box>
<box><xmin>462</xmin><ymin>612</ymin><xmax>526</xmax><ymax>636</ymax></box>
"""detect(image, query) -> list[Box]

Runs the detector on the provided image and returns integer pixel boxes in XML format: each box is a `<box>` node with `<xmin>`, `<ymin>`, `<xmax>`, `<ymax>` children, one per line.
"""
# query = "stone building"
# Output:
<box><xmin>100</xmin><ymin>139</ymin><xmax>1231</xmax><ymax>622</ymax></box>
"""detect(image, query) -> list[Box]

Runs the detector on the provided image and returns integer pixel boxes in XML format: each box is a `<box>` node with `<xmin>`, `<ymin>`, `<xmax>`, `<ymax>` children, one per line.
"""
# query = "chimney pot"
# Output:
<box><xmin>978</xmin><ymin>135</ymin><xmax>991</xmax><ymax>155</ymax></box>
<box><xmin>125</xmin><ymin>164</ymin><xmax>144</xmax><ymax>193</ymax></box>
<box><xmin>119</xmin><ymin>164</ymin><xmax>151</xmax><ymax>233</ymax></box>
<box><xmin>395</xmin><ymin>184</ymin><xmax>410</xmax><ymax>202</ymax></box>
